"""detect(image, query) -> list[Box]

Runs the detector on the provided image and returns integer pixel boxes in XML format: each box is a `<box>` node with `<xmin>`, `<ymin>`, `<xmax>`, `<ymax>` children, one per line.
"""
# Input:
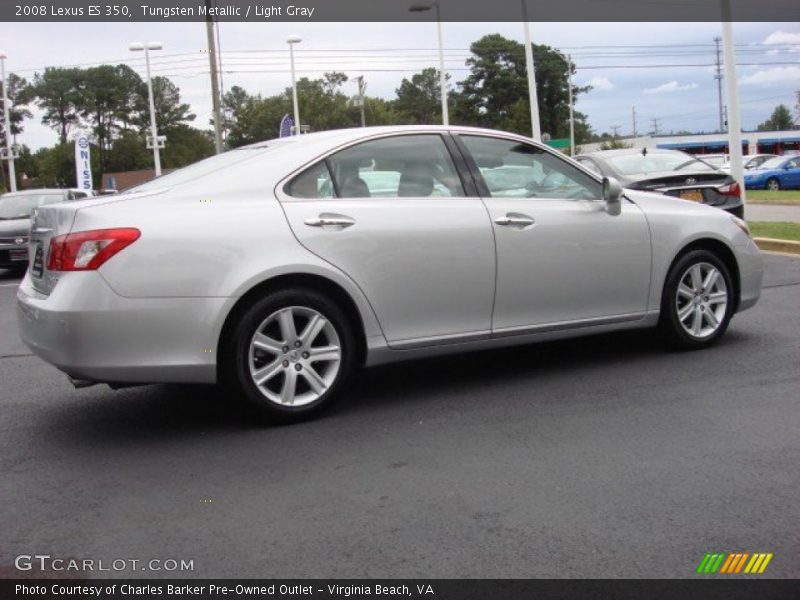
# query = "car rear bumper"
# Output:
<box><xmin>16</xmin><ymin>271</ymin><xmax>227</xmax><ymax>384</ymax></box>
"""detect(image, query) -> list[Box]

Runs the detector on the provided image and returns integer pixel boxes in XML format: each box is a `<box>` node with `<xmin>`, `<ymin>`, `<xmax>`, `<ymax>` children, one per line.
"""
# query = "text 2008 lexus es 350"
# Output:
<box><xmin>17</xmin><ymin>126</ymin><xmax>763</xmax><ymax>421</ymax></box>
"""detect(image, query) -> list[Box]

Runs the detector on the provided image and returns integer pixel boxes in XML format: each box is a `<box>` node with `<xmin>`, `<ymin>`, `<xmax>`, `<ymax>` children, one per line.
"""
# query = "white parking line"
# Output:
<box><xmin>0</xmin><ymin>282</ymin><xmax>21</xmax><ymax>287</ymax></box>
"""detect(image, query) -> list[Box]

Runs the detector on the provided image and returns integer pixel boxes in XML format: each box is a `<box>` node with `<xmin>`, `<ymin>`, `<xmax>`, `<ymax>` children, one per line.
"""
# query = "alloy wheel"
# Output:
<box><xmin>675</xmin><ymin>262</ymin><xmax>729</xmax><ymax>339</ymax></box>
<box><xmin>248</xmin><ymin>306</ymin><xmax>342</xmax><ymax>406</ymax></box>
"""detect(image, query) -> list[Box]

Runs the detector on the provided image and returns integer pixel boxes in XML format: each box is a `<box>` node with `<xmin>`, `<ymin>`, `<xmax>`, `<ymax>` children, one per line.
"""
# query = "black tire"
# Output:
<box><xmin>659</xmin><ymin>249</ymin><xmax>735</xmax><ymax>350</ymax></box>
<box><xmin>222</xmin><ymin>287</ymin><xmax>355</xmax><ymax>423</ymax></box>
<box><xmin>766</xmin><ymin>177</ymin><xmax>780</xmax><ymax>191</ymax></box>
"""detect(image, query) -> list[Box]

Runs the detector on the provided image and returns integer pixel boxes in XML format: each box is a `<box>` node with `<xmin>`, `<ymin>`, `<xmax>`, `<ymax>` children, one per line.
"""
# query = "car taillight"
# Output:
<box><xmin>47</xmin><ymin>228</ymin><xmax>140</xmax><ymax>271</ymax></box>
<box><xmin>718</xmin><ymin>181</ymin><xmax>741</xmax><ymax>197</ymax></box>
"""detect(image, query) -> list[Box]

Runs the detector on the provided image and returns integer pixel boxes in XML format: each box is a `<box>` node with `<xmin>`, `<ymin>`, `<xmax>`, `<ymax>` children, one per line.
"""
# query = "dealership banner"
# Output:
<box><xmin>2</xmin><ymin>0</ymin><xmax>797</xmax><ymax>22</ymax></box>
<box><xmin>74</xmin><ymin>134</ymin><xmax>93</xmax><ymax>192</ymax></box>
<box><xmin>2</xmin><ymin>579</ymin><xmax>799</xmax><ymax>600</ymax></box>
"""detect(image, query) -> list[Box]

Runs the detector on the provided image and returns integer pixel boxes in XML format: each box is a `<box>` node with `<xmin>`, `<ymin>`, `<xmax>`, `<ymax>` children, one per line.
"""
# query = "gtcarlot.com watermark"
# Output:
<box><xmin>15</xmin><ymin>554</ymin><xmax>194</xmax><ymax>573</ymax></box>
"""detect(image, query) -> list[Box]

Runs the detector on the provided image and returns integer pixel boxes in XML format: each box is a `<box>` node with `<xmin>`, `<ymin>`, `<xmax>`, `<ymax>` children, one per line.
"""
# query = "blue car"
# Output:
<box><xmin>744</xmin><ymin>155</ymin><xmax>800</xmax><ymax>191</ymax></box>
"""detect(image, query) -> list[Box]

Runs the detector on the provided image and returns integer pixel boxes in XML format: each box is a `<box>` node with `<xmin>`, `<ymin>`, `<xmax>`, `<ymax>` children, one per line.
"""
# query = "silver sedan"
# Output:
<box><xmin>17</xmin><ymin>126</ymin><xmax>763</xmax><ymax>421</ymax></box>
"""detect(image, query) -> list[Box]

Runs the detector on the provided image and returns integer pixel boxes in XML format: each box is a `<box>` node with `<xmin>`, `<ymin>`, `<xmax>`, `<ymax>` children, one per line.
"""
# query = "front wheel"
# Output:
<box><xmin>222</xmin><ymin>288</ymin><xmax>355</xmax><ymax>422</ymax></box>
<box><xmin>659</xmin><ymin>249</ymin><xmax>734</xmax><ymax>349</ymax></box>
<box><xmin>766</xmin><ymin>177</ymin><xmax>780</xmax><ymax>191</ymax></box>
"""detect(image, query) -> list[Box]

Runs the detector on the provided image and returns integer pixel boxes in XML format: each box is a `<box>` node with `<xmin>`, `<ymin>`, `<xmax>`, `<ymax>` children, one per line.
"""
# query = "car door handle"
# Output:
<box><xmin>494</xmin><ymin>213</ymin><xmax>536</xmax><ymax>229</ymax></box>
<box><xmin>304</xmin><ymin>213</ymin><xmax>356</xmax><ymax>230</ymax></box>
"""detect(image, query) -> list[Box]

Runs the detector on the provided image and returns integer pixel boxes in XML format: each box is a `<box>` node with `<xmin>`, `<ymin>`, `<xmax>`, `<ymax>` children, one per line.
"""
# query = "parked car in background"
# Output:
<box><xmin>575</xmin><ymin>148</ymin><xmax>744</xmax><ymax>218</ymax></box>
<box><xmin>0</xmin><ymin>189</ymin><xmax>83</xmax><ymax>271</ymax></box>
<box><xmin>719</xmin><ymin>154</ymin><xmax>778</xmax><ymax>173</ymax></box>
<box><xmin>17</xmin><ymin>126</ymin><xmax>762</xmax><ymax>422</ymax></box>
<box><xmin>699</xmin><ymin>154</ymin><xmax>729</xmax><ymax>170</ymax></box>
<box><xmin>743</xmin><ymin>155</ymin><xmax>800</xmax><ymax>190</ymax></box>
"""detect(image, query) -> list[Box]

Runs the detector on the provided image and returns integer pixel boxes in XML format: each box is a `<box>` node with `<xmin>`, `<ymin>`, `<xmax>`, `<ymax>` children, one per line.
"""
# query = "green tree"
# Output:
<box><xmin>31</xmin><ymin>67</ymin><xmax>83</xmax><ymax>144</ymax></box>
<box><xmin>33</xmin><ymin>143</ymin><xmax>74</xmax><ymax>187</ymax></box>
<box><xmin>78</xmin><ymin>65</ymin><xmax>138</xmax><ymax>172</ymax></box>
<box><xmin>454</xmin><ymin>34</ymin><xmax>592</xmax><ymax>142</ymax></box>
<box><xmin>394</xmin><ymin>68</ymin><xmax>446</xmax><ymax>124</ymax></box>
<box><xmin>134</xmin><ymin>76</ymin><xmax>195</xmax><ymax>134</ymax></box>
<box><xmin>757</xmin><ymin>104</ymin><xmax>794</xmax><ymax>131</ymax></box>
<box><xmin>162</xmin><ymin>124</ymin><xmax>214</xmax><ymax>169</ymax></box>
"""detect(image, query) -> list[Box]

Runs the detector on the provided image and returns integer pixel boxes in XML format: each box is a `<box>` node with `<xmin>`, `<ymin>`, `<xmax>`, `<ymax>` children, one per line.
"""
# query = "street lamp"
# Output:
<box><xmin>287</xmin><ymin>35</ymin><xmax>302</xmax><ymax>135</ymax></box>
<box><xmin>129</xmin><ymin>41</ymin><xmax>164</xmax><ymax>176</ymax></box>
<box><xmin>553</xmin><ymin>49</ymin><xmax>575</xmax><ymax>156</ymax></box>
<box><xmin>520</xmin><ymin>1</ymin><xmax>542</xmax><ymax>141</ymax></box>
<box><xmin>0</xmin><ymin>50</ymin><xmax>18</xmax><ymax>191</ymax></box>
<box><xmin>408</xmin><ymin>1</ymin><xmax>448</xmax><ymax>126</ymax></box>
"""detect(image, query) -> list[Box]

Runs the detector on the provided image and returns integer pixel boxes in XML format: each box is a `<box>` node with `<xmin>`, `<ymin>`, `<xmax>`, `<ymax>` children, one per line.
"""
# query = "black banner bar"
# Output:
<box><xmin>2</xmin><ymin>0</ymin><xmax>799</xmax><ymax>23</ymax></box>
<box><xmin>2</xmin><ymin>579</ymin><xmax>800</xmax><ymax>600</ymax></box>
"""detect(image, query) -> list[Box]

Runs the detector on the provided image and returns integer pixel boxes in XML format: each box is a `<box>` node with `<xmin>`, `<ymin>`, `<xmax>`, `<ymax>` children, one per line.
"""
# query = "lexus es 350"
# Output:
<box><xmin>17</xmin><ymin>126</ymin><xmax>763</xmax><ymax>421</ymax></box>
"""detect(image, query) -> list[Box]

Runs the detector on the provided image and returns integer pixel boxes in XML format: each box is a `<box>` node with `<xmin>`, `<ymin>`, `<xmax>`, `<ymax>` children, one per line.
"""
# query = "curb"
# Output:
<box><xmin>754</xmin><ymin>237</ymin><xmax>800</xmax><ymax>255</ymax></box>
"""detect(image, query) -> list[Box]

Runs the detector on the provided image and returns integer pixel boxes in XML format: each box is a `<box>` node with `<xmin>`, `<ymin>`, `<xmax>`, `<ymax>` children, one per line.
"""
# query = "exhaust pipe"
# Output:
<box><xmin>67</xmin><ymin>376</ymin><xmax>98</xmax><ymax>389</ymax></box>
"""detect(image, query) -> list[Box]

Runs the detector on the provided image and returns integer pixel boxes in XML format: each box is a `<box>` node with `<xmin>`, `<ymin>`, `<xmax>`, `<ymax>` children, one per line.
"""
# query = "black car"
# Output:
<box><xmin>575</xmin><ymin>148</ymin><xmax>744</xmax><ymax>218</ymax></box>
<box><xmin>0</xmin><ymin>189</ymin><xmax>89</xmax><ymax>271</ymax></box>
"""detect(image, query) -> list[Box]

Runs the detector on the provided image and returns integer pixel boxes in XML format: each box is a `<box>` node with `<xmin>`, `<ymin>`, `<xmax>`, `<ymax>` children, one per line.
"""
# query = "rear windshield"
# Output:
<box><xmin>126</xmin><ymin>142</ymin><xmax>291</xmax><ymax>193</ymax></box>
<box><xmin>605</xmin><ymin>152</ymin><xmax>716</xmax><ymax>176</ymax></box>
<box><xmin>0</xmin><ymin>193</ymin><xmax>65</xmax><ymax>219</ymax></box>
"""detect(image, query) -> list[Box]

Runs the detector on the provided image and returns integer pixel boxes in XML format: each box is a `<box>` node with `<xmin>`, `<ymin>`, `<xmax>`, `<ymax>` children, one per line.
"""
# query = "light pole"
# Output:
<box><xmin>129</xmin><ymin>41</ymin><xmax>164</xmax><ymax>176</ymax></box>
<box><xmin>287</xmin><ymin>35</ymin><xmax>302</xmax><ymax>135</ymax></box>
<box><xmin>721</xmin><ymin>0</ymin><xmax>745</xmax><ymax>203</ymax></box>
<box><xmin>553</xmin><ymin>49</ymin><xmax>575</xmax><ymax>156</ymax></box>
<box><xmin>408</xmin><ymin>1</ymin><xmax>448</xmax><ymax>126</ymax></box>
<box><xmin>0</xmin><ymin>51</ymin><xmax>17</xmax><ymax>191</ymax></box>
<box><xmin>520</xmin><ymin>1</ymin><xmax>542</xmax><ymax>141</ymax></box>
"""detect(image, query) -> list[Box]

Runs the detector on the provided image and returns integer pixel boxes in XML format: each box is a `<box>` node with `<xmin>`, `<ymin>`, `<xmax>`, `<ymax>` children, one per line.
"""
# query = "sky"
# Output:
<box><xmin>1</xmin><ymin>20</ymin><xmax>799</xmax><ymax>150</ymax></box>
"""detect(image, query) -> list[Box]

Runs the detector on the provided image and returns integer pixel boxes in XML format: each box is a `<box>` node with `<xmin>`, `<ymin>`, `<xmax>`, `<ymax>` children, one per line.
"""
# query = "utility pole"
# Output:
<box><xmin>632</xmin><ymin>105</ymin><xmax>637</xmax><ymax>138</ymax></box>
<box><xmin>356</xmin><ymin>76</ymin><xmax>366</xmax><ymax>127</ymax></box>
<box><xmin>611</xmin><ymin>125</ymin><xmax>621</xmax><ymax>137</ymax></box>
<box><xmin>713</xmin><ymin>36</ymin><xmax>725</xmax><ymax>133</ymax></box>
<box><xmin>651</xmin><ymin>117</ymin><xmax>661</xmax><ymax>136</ymax></box>
<box><xmin>205</xmin><ymin>0</ymin><xmax>223</xmax><ymax>154</ymax></box>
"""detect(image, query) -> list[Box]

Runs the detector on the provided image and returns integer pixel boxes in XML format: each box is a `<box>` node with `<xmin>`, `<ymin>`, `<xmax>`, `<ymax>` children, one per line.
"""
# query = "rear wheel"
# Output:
<box><xmin>223</xmin><ymin>288</ymin><xmax>355</xmax><ymax>422</ymax></box>
<box><xmin>766</xmin><ymin>177</ymin><xmax>780</xmax><ymax>191</ymax></box>
<box><xmin>659</xmin><ymin>249</ymin><xmax>734</xmax><ymax>349</ymax></box>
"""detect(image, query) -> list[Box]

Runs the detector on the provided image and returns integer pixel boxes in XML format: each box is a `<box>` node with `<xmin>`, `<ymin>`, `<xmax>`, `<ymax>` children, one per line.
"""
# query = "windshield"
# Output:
<box><xmin>605</xmin><ymin>151</ymin><xmax>716</xmax><ymax>176</ymax></box>
<box><xmin>758</xmin><ymin>157</ymin><xmax>787</xmax><ymax>170</ymax></box>
<box><xmin>127</xmin><ymin>142</ymin><xmax>290</xmax><ymax>193</ymax></box>
<box><xmin>0</xmin><ymin>193</ymin><xmax>65</xmax><ymax>219</ymax></box>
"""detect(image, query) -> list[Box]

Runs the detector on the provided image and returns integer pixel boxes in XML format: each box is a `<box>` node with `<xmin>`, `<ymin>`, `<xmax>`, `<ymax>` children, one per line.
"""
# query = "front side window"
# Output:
<box><xmin>328</xmin><ymin>135</ymin><xmax>465</xmax><ymax>198</ymax></box>
<box><xmin>461</xmin><ymin>135</ymin><xmax>602</xmax><ymax>200</ymax></box>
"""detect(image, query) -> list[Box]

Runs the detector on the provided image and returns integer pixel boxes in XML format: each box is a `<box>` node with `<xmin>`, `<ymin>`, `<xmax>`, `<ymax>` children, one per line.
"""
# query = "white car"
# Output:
<box><xmin>17</xmin><ymin>126</ymin><xmax>763</xmax><ymax>421</ymax></box>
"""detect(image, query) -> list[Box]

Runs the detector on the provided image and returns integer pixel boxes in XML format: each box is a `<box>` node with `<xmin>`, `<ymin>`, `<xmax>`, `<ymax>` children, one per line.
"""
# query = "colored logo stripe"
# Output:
<box><xmin>697</xmin><ymin>552</ymin><xmax>773</xmax><ymax>574</ymax></box>
<box><xmin>744</xmin><ymin>553</ymin><xmax>773</xmax><ymax>574</ymax></box>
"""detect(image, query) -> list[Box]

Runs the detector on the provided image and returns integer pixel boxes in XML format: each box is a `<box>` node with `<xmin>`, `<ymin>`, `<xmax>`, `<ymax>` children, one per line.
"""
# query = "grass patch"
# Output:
<box><xmin>746</xmin><ymin>190</ymin><xmax>800</xmax><ymax>205</ymax></box>
<box><xmin>748</xmin><ymin>221</ymin><xmax>800</xmax><ymax>242</ymax></box>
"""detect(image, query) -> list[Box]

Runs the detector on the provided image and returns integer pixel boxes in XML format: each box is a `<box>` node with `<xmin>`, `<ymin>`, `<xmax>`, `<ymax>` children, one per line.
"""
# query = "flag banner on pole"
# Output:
<box><xmin>279</xmin><ymin>114</ymin><xmax>294</xmax><ymax>138</ymax></box>
<box><xmin>74</xmin><ymin>134</ymin><xmax>93</xmax><ymax>191</ymax></box>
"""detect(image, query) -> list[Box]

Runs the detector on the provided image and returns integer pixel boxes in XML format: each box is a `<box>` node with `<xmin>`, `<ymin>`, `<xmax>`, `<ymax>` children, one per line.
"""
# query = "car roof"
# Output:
<box><xmin>1</xmin><ymin>188</ymin><xmax>69</xmax><ymax>196</ymax></box>
<box><xmin>580</xmin><ymin>148</ymin><xmax>682</xmax><ymax>157</ymax></box>
<box><xmin>239</xmin><ymin>125</ymin><xmax>534</xmax><ymax>152</ymax></box>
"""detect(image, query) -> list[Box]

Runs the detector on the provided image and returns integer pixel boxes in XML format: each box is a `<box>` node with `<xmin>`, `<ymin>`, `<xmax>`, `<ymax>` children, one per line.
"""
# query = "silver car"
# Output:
<box><xmin>17</xmin><ymin>126</ymin><xmax>763</xmax><ymax>421</ymax></box>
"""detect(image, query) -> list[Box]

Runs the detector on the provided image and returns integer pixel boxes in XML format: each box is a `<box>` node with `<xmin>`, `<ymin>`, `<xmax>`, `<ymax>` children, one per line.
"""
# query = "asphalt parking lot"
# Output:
<box><xmin>1</xmin><ymin>255</ymin><xmax>798</xmax><ymax>579</ymax></box>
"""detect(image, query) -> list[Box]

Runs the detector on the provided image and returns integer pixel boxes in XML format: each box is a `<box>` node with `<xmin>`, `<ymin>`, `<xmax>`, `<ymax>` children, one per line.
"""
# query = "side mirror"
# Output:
<box><xmin>602</xmin><ymin>176</ymin><xmax>623</xmax><ymax>216</ymax></box>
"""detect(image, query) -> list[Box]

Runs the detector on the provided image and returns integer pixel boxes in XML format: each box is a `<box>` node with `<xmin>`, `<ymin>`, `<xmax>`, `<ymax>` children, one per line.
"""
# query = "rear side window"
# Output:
<box><xmin>285</xmin><ymin>134</ymin><xmax>465</xmax><ymax>199</ymax></box>
<box><xmin>285</xmin><ymin>161</ymin><xmax>335</xmax><ymax>199</ymax></box>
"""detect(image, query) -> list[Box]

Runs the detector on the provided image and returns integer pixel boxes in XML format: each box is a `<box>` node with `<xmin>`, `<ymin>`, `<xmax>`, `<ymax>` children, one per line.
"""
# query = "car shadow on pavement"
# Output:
<box><xmin>33</xmin><ymin>326</ymin><xmax>719</xmax><ymax>445</ymax></box>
